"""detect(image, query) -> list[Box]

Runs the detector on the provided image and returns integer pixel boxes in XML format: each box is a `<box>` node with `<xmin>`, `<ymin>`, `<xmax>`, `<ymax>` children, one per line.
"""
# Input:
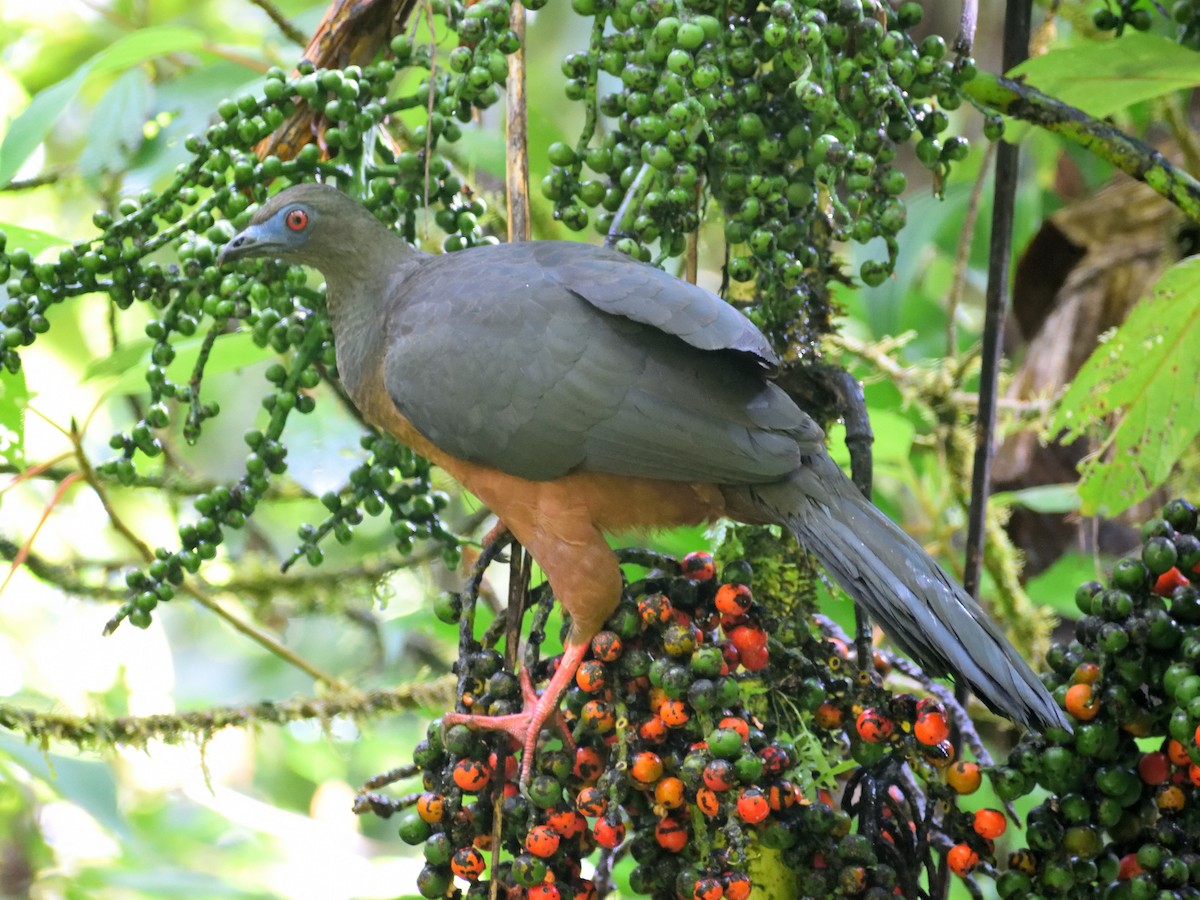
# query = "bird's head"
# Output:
<box><xmin>218</xmin><ymin>183</ymin><xmax>392</xmax><ymax>272</ymax></box>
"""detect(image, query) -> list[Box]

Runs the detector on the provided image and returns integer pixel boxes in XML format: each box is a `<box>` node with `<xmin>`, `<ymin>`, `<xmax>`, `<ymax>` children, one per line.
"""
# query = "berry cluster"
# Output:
<box><xmin>391</xmin><ymin>548</ymin><xmax>1005</xmax><ymax>898</ymax></box>
<box><xmin>985</xmin><ymin>498</ymin><xmax>1200</xmax><ymax>898</ymax></box>
<box><xmin>538</xmin><ymin>0</ymin><xmax>974</xmax><ymax>346</ymax></box>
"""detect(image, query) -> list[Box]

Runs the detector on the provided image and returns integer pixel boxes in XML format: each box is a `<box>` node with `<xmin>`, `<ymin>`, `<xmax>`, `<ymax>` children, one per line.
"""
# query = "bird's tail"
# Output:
<box><xmin>741</xmin><ymin>454</ymin><xmax>1070</xmax><ymax>734</ymax></box>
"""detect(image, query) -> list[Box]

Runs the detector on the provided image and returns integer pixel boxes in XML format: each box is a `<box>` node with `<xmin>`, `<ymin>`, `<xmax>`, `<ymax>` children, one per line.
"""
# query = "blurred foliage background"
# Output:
<box><xmin>0</xmin><ymin>0</ymin><xmax>1198</xmax><ymax>897</ymax></box>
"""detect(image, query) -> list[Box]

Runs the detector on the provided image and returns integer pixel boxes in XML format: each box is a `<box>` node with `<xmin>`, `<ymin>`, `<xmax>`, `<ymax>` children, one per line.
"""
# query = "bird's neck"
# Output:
<box><xmin>323</xmin><ymin>240</ymin><xmax>419</xmax><ymax>406</ymax></box>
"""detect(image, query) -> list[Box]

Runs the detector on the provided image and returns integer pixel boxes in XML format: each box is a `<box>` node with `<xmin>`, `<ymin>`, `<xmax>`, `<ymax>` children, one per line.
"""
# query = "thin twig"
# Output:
<box><xmin>248</xmin><ymin>0</ymin><xmax>309</xmax><ymax>46</ymax></box>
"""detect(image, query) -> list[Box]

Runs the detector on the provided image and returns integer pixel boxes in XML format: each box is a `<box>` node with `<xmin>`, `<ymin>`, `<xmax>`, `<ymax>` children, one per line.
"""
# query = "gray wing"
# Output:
<box><xmin>383</xmin><ymin>241</ymin><xmax>821</xmax><ymax>483</ymax></box>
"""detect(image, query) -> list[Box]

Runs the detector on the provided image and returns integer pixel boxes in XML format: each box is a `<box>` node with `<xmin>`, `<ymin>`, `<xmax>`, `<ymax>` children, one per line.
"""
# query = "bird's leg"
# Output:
<box><xmin>442</xmin><ymin>653</ymin><xmax>577</xmax><ymax>766</ymax></box>
<box><xmin>443</xmin><ymin>509</ymin><xmax>623</xmax><ymax>786</ymax></box>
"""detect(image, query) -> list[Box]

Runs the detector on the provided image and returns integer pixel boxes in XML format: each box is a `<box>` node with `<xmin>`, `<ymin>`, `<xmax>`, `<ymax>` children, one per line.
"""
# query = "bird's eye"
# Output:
<box><xmin>285</xmin><ymin>208</ymin><xmax>309</xmax><ymax>232</ymax></box>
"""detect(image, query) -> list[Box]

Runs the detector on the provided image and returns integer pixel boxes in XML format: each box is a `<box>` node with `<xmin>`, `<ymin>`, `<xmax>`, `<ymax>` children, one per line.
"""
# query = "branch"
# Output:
<box><xmin>0</xmin><ymin>678</ymin><xmax>456</xmax><ymax>751</ymax></box>
<box><xmin>966</xmin><ymin>71</ymin><xmax>1200</xmax><ymax>221</ymax></box>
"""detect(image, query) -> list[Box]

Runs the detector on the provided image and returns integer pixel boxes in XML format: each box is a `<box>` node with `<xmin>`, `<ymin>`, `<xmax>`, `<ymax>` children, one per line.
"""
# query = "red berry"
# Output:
<box><xmin>946</xmin><ymin>843</ymin><xmax>978</xmax><ymax>876</ymax></box>
<box><xmin>593</xmin><ymin>814</ymin><xmax>625</xmax><ymax>849</ymax></box>
<box><xmin>856</xmin><ymin>708</ymin><xmax>894</xmax><ymax>743</ymax></box>
<box><xmin>914</xmin><ymin>709</ymin><xmax>950</xmax><ymax>746</ymax></box>
<box><xmin>1139</xmin><ymin>751</ymin><xmax>1171</xmax><ymax>785</ymax></box>
<box><xmin>681</xmin><ymin>551</ymin><xmax>715</xmax><ymax>581</ymax></box>
<box><xmin>973</xmin><ymin>808</ymin><xmax>1007</xmax><ymax>840</ymax></box>
<box><xmin>526</xmin><ymin>824</ymin><xmax>561</xmax><ymax>858</ymax></box>
<box><xmin>736</xmin><ymin>787</ymin><xmax>771</xmax><ymax>824</ymax></box>
<box><xmin>655</xmin><ymin>815</ymin><xmax>688</xmax><ymax>852</ymax></box>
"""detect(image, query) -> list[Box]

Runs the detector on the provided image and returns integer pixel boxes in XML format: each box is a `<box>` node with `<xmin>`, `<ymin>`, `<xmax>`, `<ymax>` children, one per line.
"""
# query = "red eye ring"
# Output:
<box><xmin>285</xmin><ymin>208</ymin><xmax>309</xmax><ymax>232</ymax></box>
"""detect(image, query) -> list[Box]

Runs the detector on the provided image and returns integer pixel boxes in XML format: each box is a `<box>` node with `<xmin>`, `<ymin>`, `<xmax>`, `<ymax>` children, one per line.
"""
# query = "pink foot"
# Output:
<box><xmin>443</xmin><ymin>642</ymin><xmax>587</xmax><ymax>786</ymax></box>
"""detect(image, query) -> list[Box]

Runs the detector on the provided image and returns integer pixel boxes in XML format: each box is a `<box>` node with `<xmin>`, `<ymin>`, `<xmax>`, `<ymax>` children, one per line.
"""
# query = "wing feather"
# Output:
<box><xmin>382</xmin><ymin>242</ymin><xmax>818</xmax><ymax>484</ymax></box>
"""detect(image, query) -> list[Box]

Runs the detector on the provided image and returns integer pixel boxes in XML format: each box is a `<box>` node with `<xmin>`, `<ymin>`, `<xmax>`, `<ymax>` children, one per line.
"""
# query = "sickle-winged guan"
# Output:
<box><xmin>220</xmin><ymin>183</ymin><xmax>1069</xmax><ymax>776</ymax></box>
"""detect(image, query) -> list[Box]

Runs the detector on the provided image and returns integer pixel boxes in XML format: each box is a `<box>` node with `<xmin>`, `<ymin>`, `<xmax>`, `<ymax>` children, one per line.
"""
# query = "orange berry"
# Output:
<box><xmin>576</xmin><ymin>786</ymin><xmax>607</xmax><ymax>818</ymax></box>
<box><xmin>946</xmin><ymin>761</ymin><xmax>982</xmax><ymax>794</ymax></box>
<box><xmin>715</xmin><ymin>583</ymin><xmax>753</xmax><ymax>615</ymax></box>
<box><xmin>815</xmin><ymin>702</ymin><xmax>843</xmax><ymax>729</ymax></box>
<box><xmin>703</xmin><ymin>759</ymin><xmax>735</xmax><ymax>792</ymax></box>
<box><xmin>1157</xmin><ymin>783</ymin><xmax>1186</xmax><ymax>811</ymax></box>
<box><xmin>728</xmin><ymin>625</ymin><xmax>769</xmax><ymax>671</ymax></box>
<box><xmin>655</xmin><ymin>776</ymin><xmax>686</xmax><ymax>810</ymax></box>
<box><xmin>723</xmin><ymin>872</ymin><xmax>751</xmax><ymax>900</ymax></box>
<box><xmin>631</xmin><ymin>751</ymin><xmax>665</xmax><ymax>784</ymax></box>
<box><xmin>660</xmin><ymin>699</ymin><xmax>690</xmax><ymax>727</ymax></box>
<box><xmin>581</xmin><ymin>699</ymin><xmax>615</xmax><ymax>733</ymax></box>
<box><xmin>639</xmin><ymin>592</ymin><xmax>673</xmax><ymax>625</ymax></box>
<box><xmin>973</xmin><ymin>808</ymin><xmax>1006</xmax><ymax>840</ymax></box>
<box><xmin>639</xmin><ymin>714</ymin><xmax>669</xmax><ymax>744</ymax></box>
<box><xmin>692</xmin><ymin>876</ymin><xmax>723</xmax><ymax>900</ymax></box>
<box><xmin>574</xmin><ymin>746</ymin><xmax>606</xmax><ymax>782</ymax></box>
<box><xmin>547</xmin><ymin>807</ymin><xmax>586</xmax><ymax>839</ymax></box>
<box><xmin>1064</xmin><ymin>682</ymin><xmax>1099</xmax><ymax>721</ymax></box>
<box><xmin>696</xmin><ymin>786</ymin><xmax>721</xmax><ymax>816</ymax></box>
<box><xmin>576</xmin><ymin>659</ymin><xmax>607</xmax><ymax>692</ymax></box>
<box><xmin>767</xmin><ymin>780</ymin><xmax>797</xmax><ymax>811</ymax></box>
<box><xmin>1118</xmin><ymin>852</ymin><xmax>1143</xmax><ymax>879</ymax></box>
<box><xmin>526</xmin><ymin>823</ymin><xmax>561</xmax><ymax>858</ymax></box>
<box><xmin>528</xmin><ymin>883</ymin><xmax>560</xmax><ymax>900</ymax></box>
<box><xmin>718</xmin><ymin>716</ymin><xmax>750</xmax><ymax>741</ymax></box>
<box><xmin>1072</xmin><ymin>662</ymin><xmax>1102</xmax><ymax>684</ymax></box>
<box><xmin>416</xmin><ymin>791</ymin><xmax>444</xmax><ymax>824</ymax></box>
<box><xmin>946</xmin><ymin>843</ymin><xmax>978</xmax><ymax>876</ymax></box>
<box><xmin>451</xmin><ymin>846</ymin><xmax>486</xmax><ymax>880</ymax></box>
<box><xmin>453</xmin><ymin>758</ymin><xmax>492</xmax><ymax>792</ymax></box>
<box><xmin>1171</xmin><ymin>738</ymin><xmax>1193</xmax><ymax>765</ymax></box>
<box><xmin>589</xmin><ymin>630</ymin><xmax>623</xmax><ymax>662</ymax></box>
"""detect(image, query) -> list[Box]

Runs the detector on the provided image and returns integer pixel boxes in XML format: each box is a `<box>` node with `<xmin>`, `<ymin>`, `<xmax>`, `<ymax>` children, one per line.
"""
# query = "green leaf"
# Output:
<box><xmin>0</xmin><ymin>68</ymin><xmax>88</xmax><ymax>186</ymax></box>
<box><xmin>1026</xmin><ymin>553</ymin><xmax>1100</xmax><ymax>619</ymax></box>
<box><xmin>0</xmin><ymin>365</ymin><xmax>27</xmax><ymax>468</ymax></box>
<box><xmin>80</xmin><ymin>68</ymin><xmax>152</xmax><ymax>180</ymax></box>
<box><xmin>992</xmin><ymin>483</ymin><xmax>1081</xmax><ymax>514</ymax></box>
<box><xmin>85</xmin><ymin>331</ymin><xmax>273</xmax><ymax>395</ymax></box>
<box><xmin>1011</xmin><ymin>33</ymin><xmax>1200</xmax><ymax>120</ymax></box>
<box><xmin>0</xmin><ymin>222</ymin><xmax>69</xmax><ymax>256</ymax></box>
<box><xmin>0</xmin><ymin>25</ymin><xmax>206</xmax><ymax>185</ymax></box>
<box><xmin>1048</xmin><ymin>256</ymin><xmax>1200</xmax><ymax>516</ymax></box>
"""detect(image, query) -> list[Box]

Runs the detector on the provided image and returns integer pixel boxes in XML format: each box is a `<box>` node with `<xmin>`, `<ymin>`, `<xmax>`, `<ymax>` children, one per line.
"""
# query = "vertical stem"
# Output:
<box><xmin>506</xmin><ymin>1</ymin><xmax>530</xmax><ymax>243</ymax></box>
<box><xmin>942</xmin><ymin>4</ymin><xmax>1030</xmax><ymax>900</ymax></box>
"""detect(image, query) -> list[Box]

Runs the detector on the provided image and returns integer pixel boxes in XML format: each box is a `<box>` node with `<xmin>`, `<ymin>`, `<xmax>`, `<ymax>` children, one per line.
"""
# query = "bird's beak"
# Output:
<box><xmin>218</xmin><ymin>223</ymin><xmax>276</xmax><ymax>266</ymax></box>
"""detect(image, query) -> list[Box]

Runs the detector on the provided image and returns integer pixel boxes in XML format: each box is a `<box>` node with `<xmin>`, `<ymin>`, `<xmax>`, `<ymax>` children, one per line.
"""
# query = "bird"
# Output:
<box><xmin>220</xmin><ymin>183</ymin><xmax>1070</xmax><ymax>780</ymax></box>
